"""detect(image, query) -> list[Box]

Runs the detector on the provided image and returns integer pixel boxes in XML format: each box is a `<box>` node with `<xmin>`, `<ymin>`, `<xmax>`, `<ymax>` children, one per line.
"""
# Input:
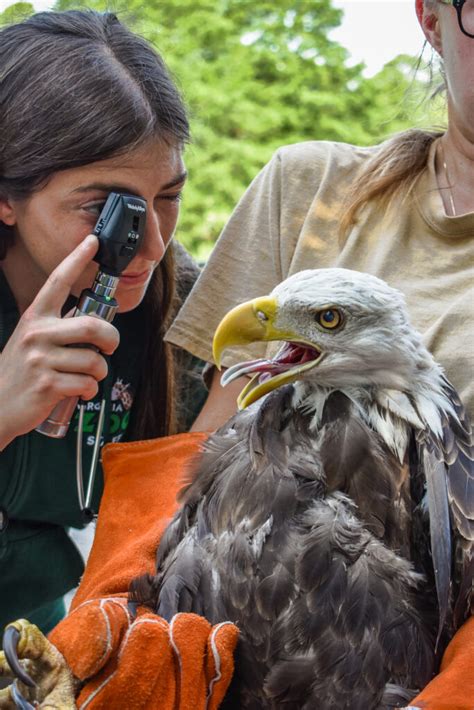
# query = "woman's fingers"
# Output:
<box><xmin>49</xmin><ymin>347</ymin><xmax>109</xmax><ymax>383</ymax></box>
<box><xmin>38</xmin><ymin>372</ymin><xmax>100</xmax><ymax>402</ymax></box>
<box><xmin>24</xmin><ymin>369</ymin><xmax>100</xmax><ymax>405</ymax></box>
<box><xmin>20</xmin><ymin>315</ymin><xmax>119</xmax><ymax>357</ymax></box>
<box><xmin>64</xmin><ymin>316</ymin><xmax>120</xmax><ymax>356</ymax></box>
<box><xmin>30</xmin><ymin>235</ymin><xmax>99</xmax><ymax>317</ymax></box>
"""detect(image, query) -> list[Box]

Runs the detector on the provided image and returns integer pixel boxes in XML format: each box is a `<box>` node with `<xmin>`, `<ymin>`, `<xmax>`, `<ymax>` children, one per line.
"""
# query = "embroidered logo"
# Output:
<box><xmin>111</xmin><ymin>378</ymin><xmax>133</xmax><ymax>411</ymax></box>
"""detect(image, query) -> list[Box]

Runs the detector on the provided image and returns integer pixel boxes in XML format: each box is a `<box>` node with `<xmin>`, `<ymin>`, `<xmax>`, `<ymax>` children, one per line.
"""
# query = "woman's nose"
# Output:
<box><xmin>140</xmin><ymin>211</ymin><xmax>166</xmax><ymax>262</ymax></box>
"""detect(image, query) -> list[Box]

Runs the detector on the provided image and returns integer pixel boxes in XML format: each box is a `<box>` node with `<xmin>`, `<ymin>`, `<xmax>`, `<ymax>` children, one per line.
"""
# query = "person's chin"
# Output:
<box><xmin>115</xmin><ymin>284</ymin><xmax>148</xmax><ymax>313</ymax></box>
<box><xmin>116</xmin><ymin>271</ymin><xmax>153</xmax><ymax>312</ymax></box>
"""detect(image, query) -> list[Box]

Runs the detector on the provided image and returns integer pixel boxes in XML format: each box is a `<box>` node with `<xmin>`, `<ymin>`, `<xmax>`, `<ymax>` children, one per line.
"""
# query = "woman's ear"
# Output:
<box><xmin>416</xmin><ymin>0</ymin><xmax>443</xmax><ymax>55</ymax></box>
<box><xmin>0</xmin><ymin>198</ymin><xmax>17</xmax><ymax>227</ymax></box>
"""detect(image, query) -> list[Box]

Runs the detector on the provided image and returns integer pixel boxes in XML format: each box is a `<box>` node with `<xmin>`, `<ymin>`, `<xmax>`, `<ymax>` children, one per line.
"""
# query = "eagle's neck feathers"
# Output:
<box><xmin>291</xmin><ymin>360</ymin><xmax>456</xmax><ymax>462</ymax></box>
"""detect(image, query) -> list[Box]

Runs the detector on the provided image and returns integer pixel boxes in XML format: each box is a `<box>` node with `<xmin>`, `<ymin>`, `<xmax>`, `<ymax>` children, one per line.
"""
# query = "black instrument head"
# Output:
<box><xmin>93</xmin><ymin>192</ymin><xmax>147</xmax><ymax>276</ymax></box>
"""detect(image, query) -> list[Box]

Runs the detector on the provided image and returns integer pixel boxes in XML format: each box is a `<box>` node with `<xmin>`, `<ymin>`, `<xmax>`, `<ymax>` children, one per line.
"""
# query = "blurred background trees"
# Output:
<box><xmin>1</xmin><ymin>0</ymin><xmax>445</xmax><ymax>258</ymax></box>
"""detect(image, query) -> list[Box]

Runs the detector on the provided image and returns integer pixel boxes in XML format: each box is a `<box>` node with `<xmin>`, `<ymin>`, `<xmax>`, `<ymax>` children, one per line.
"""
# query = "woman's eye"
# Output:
<box><xmin>316</xmin><ymin>308</ymin><xmax>342</xmax><ymax>330</ymax></box>
<box><xmin>83</xmin><ymin>201</ymin><xmax>106</xmax><ymax>216</ymax></box>
<box><xmin>159</xmin><ymin>191</ymin><xmax>183</xmax><ymax>203</ymax></box>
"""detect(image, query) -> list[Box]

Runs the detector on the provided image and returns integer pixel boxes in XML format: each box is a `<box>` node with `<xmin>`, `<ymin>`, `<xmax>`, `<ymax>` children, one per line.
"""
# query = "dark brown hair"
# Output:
<box><xmin>0</xmin><ymin>9</ymin><xmax>190</xmax><ymax>437</ymax></box>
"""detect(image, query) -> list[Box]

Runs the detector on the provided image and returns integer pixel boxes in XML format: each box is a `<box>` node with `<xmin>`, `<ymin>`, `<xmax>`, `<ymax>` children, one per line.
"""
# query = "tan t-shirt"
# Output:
<box><xmin>167</xmin><ymin>139</ymin><xmax>474</xmax><ymax>421</ymax></box>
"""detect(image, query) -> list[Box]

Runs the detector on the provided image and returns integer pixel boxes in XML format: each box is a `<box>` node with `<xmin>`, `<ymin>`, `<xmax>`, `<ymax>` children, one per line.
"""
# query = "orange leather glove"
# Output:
<box><xmin>405</xmin><ymin>615</ymin><xmax>474</xmax><ymax>710</ymax></box>
<box><xmin>48</xmin><ymin>433</ymin><xmax>239</xmax><ymax>709</ymax></box>
<box><xmin>50</xmin><ymin>596</ymin><xmax>237</xmax><ymax>709</ymax></box>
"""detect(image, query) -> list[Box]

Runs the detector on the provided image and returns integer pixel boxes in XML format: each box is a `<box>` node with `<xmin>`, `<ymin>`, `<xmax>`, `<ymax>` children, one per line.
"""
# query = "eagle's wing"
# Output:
<box><xmin>415</xmin><ymin>377</ymin><xmax>474</xmax><ymax>638</ymax></box>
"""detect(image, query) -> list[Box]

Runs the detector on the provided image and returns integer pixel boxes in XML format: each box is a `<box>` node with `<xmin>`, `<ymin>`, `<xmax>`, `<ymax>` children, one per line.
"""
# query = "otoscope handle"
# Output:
<box><xmin>35</xmin><ymin>273</ymin><xmax>119</xmax><ymax>438</ymax></box>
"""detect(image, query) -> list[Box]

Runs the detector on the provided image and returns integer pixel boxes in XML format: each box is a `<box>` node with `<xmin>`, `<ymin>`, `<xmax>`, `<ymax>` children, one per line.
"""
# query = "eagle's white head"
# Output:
<box><xmin>214</xmin><ymin>268</ymin><xmax>445</xmax><ymax>419</ymax></box>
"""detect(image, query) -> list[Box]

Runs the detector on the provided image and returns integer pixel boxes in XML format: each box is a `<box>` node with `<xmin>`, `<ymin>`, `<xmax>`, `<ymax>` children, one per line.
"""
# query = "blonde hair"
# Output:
<box><xmin>339</xmin><ymin>0</ymin><xmax>450</xmax><ymax>236</ymax></box>
<box><xmin>339</xmin><ymin>128</ymin><xmax>443</xmax><ymax>237</ymax></box>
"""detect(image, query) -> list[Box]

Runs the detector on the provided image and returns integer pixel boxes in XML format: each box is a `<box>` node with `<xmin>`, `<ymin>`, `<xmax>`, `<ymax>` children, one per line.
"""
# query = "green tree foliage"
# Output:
<box><xmin>2</xmin><ymin>1</ymin><xmax>443</xmax><ymax>258</ymax></box>
<box><xmin>0</xmin><ymin>1</ymin><xmax>34</xmax><ymax>23</ymax></box>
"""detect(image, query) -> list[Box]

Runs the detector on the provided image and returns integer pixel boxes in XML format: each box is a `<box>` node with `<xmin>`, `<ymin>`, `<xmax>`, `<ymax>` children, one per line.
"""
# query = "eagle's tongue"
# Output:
<box><xmin>221</xmin><ymin>358</ymin><xmax>274</xmax><ymax>386</ymax></box>
<box><xmin>221</xmin><ymin>342</ymin><xmax>320</xmax><ymax>387</ymax></box>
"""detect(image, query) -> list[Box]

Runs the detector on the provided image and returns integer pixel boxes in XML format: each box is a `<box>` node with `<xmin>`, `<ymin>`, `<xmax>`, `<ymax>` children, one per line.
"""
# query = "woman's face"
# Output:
<box><xmin>3</xmin><ymin>139</ymin><xmax>186</xmax><ymax>313</ymax></box>
<box><xmin>419</xmin><ymin>1</ymin><xmax>474</xmax><ymax>142</ymax></box>
<box><xmin>439</xmin><ymin>2</ymin><xmax>474</xmax><ymax>141</ymax></box>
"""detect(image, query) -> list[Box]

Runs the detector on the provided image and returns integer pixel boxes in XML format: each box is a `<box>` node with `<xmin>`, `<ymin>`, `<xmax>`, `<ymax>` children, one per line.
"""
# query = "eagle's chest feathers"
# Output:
<box><xmin>212</xmin><ymin>384</ymin><xmax>415</xmax><ymax>558</ymax></box>
<box><xmin>295</xmin><ymin>383</ymin><xmax>413</xmax><ymax>464</ymax></box>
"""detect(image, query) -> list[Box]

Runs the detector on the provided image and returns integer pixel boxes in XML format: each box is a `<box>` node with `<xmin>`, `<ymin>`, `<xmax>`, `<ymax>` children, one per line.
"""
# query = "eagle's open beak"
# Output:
<box><xmin>213</xmin><ymin>297</ymin><xmax>321</xmax><ymax>409</ymax></box>
<box><xmin>213</xmin><ymin>297</ymin><xmax>290</xmax><ymax>366</ymax></box>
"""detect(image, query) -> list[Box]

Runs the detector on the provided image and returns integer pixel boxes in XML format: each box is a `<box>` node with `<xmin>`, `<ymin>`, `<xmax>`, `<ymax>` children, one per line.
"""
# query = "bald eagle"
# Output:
<box><xmin>130</xmin><ymin>268</ymin><xmax>473</xmax><ymax>709</ymax></box>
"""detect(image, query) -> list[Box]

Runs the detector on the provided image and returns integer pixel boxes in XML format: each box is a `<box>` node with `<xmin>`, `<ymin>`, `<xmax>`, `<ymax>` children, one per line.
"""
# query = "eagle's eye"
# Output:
<box><xmin>316</xmin><ymin>308</ymin><xmax>342</xmax><ymax>330</ymax></box>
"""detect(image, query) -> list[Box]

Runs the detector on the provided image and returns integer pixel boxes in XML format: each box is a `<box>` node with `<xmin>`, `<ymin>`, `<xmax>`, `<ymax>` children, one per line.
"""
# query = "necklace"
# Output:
<box><xmin>438</xmin><ymin>141</ymin><xmax>457</xmax><ymax>217</ymax></box>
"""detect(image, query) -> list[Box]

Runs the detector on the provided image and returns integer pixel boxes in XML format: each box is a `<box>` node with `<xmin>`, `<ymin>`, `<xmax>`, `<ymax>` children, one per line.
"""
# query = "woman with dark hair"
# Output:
<box><xmin>0</xmin><ymin>9</ymin><xmax>203</xmax><ymax>633</ymax></box>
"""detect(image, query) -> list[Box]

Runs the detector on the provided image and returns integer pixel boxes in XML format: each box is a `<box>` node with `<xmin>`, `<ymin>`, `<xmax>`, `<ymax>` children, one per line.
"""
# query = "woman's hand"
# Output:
<box><xmin>0</xmin><ymin>235</ymin><xmax>120</xmax><ymax>450</ymax></box>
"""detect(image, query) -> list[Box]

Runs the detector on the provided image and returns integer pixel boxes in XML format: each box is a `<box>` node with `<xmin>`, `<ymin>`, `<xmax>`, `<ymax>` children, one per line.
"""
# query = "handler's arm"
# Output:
<box><xmin>191</xmin><ymin>367</ymin><xmax>248</xmax><ymax>432</ymax></box>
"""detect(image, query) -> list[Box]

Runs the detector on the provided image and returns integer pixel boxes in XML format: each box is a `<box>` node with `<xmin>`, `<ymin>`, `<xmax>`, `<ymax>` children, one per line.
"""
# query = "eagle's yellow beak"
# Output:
<box><xmin>212</xmin><ymin>297</ymin><xmax>318</xmax><ymax>409</ymax></box>
<box><xmin>212</xmin><ymin>296</ymin><xmax>292</xmax><ymax>368</ymax></box>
